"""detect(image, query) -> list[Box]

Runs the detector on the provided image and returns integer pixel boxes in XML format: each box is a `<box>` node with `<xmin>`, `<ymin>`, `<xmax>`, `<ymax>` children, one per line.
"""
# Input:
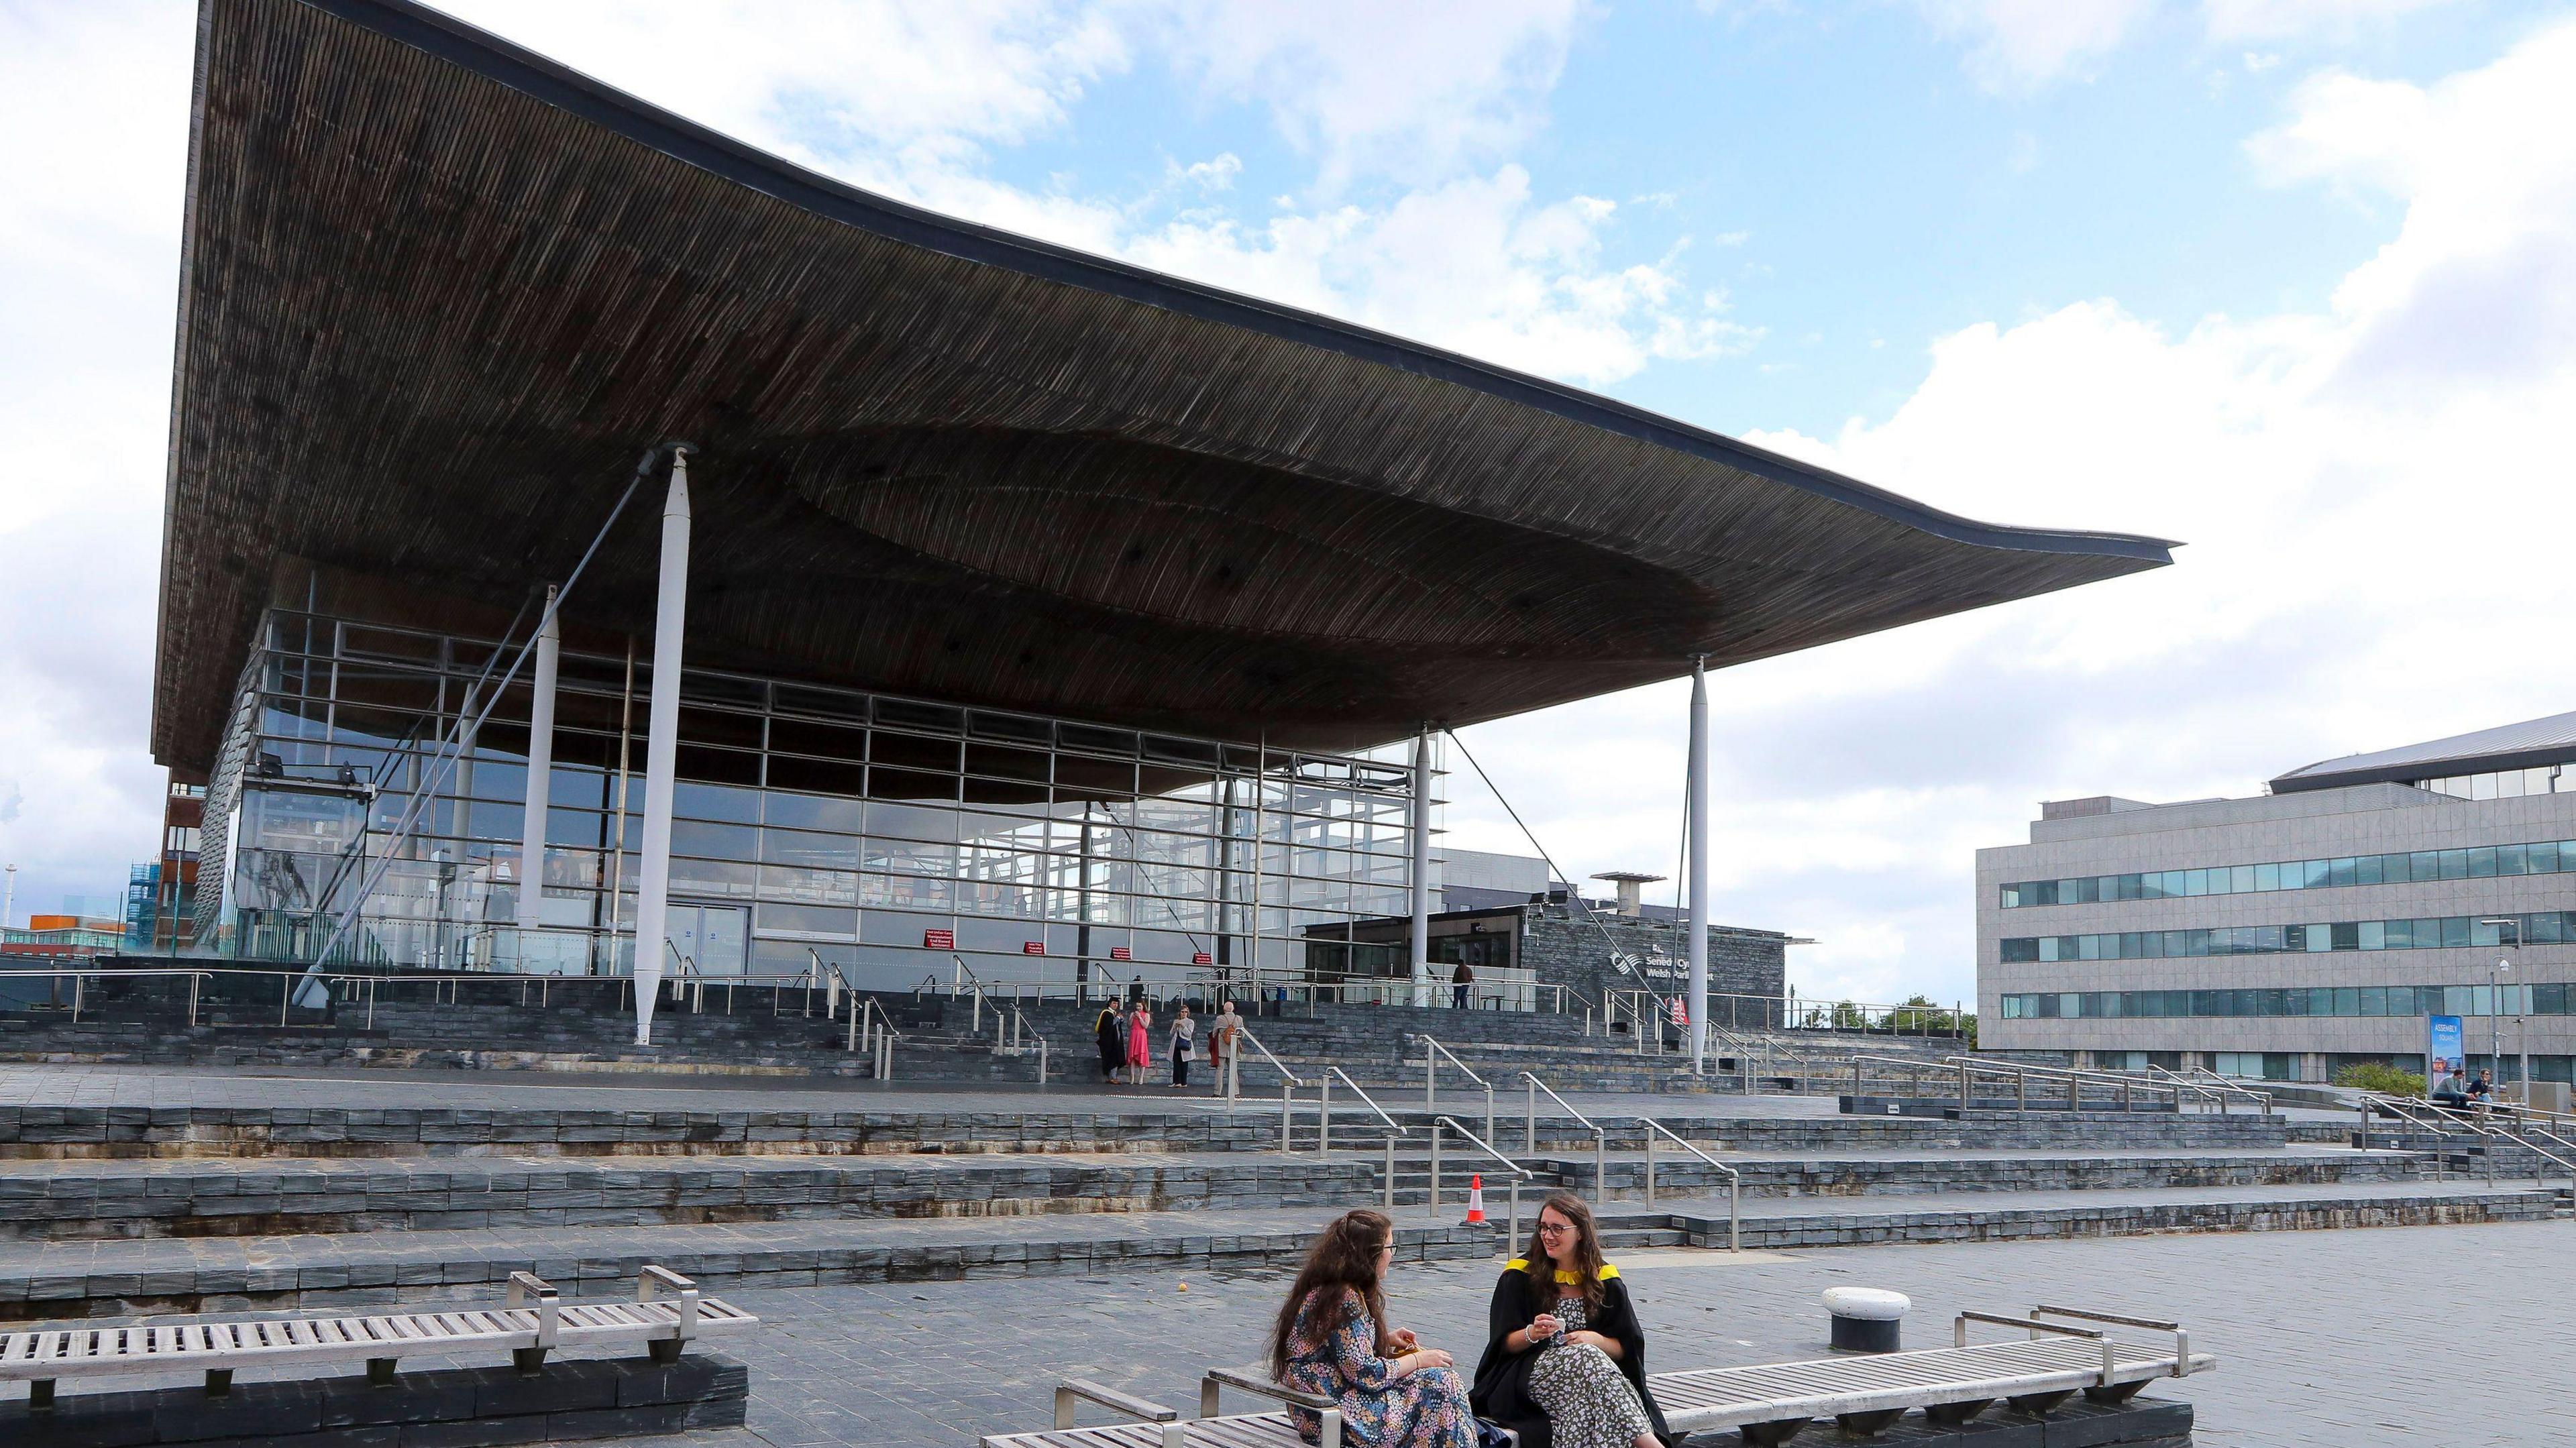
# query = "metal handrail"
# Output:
<box><xmin>1419</xmin><ymin>1035</ymin><xmax>1495</xmax><ymax>1144</ymax></box>
<box><xmin>1430</xmin><ymin>1114</ymin><xmax>1535</xmax><ymax>1246</ymax></box>
<box><xmin>1229</xmin><ymin>1021</ymin><xmax>1305</xmax><ymax>1154</ymax></box>
<box><xmin>1323</xmin><ymin>1066</ymin><xmax>1407</xmax><ymax>1139</ymax></box>
<box><xmin>1633</xmin><ymin>1115</ymin><xmax>1741</xmax><ymax>1251</ymax></box>
<box><xmin>1321</xmin><ymin>1066</ymin><xmax>1406</xmax><ymax>1211</ymax></box>
<box><xmin>2363</xmin><ymin>1091</ymin><xmax>2576</xmax><ymax>1189</ymax></box>
<box><xmin>1519</xmin><ymin>1070</ymin><xmax>1609</xmax><ymax>1194</ymax></box>
<box><xmin>2143</xmin><ymin>1064</ymin><xmax>2275</xmax><ymax>1115</ymax></box>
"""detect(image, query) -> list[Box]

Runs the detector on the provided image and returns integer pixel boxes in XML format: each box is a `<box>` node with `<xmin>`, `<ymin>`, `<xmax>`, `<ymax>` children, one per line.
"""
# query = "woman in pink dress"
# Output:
<box><xmin>1126</xmin><ymin>1001</ymin><xmax>1153</xmax><ymax>1085</ymax></box>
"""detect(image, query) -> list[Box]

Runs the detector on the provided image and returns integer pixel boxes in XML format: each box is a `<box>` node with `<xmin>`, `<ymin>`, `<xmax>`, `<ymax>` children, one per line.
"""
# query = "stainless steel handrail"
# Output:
<box><xmin>1229</xmin><ymin>1021</ymin><xmax>1305</xmax><ymax>1154</ymax></box>
<box><xmin>1323</xmin><ymin>1066</ymin><xmax>1407</xmax><ymax>1210</ymax></box>
<box><xmin>2364</xmin><ymin>1091</ymin><xmax>2576</xmax><ymax>1190</ymax></box>
<box><xmin>1519</xmin><ymin>1070</ymin><xmax>1608</xmax><ymax>1193</ymax></box>
<box><xmin>1430</xmin><ymin>1114</ymin><xmax>1536</xmax><ymax>1246</ymax></box>
<box><xmin>2143</xmin><ymin>1064</ymin><xmax>2274</xmax><ymax>1115</ymax></box>
<box><xmin>1633</xmin><ymin>1116</ymin><xmax>1740</xmax><ymax>1251</ymax></box>
<box><xmin>1420</xmin><ymin>1036</ymin><xmax>1495</xmax><ymax>1144</ymax></box>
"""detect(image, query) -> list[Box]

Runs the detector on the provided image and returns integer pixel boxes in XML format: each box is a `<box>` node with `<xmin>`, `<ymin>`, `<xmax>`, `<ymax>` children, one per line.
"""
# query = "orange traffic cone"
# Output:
<box><xmin>1464</xmin><ymin>1173</ymin><xmax>1487</xmax><ymax>1225</ymax></box>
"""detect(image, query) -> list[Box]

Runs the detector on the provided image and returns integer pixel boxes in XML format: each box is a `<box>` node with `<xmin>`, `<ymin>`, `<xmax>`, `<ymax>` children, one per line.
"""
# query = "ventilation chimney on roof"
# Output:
<box><xmin>1590</xmin><ymin>871</ymin><xmax>1665</xmax><ymax>917</ymax></box>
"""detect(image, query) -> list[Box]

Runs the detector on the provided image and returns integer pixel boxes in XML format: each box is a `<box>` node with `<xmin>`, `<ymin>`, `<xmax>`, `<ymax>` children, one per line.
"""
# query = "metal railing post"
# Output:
<box><xmin>1281</xmin><ymin>1080</ymin><xmax>1296</xmax><ymax>1156</ymax></box>
<box><xmin>1384</xmin><ymin>1137</ymin><xmax>1396</xmax><ymax>1212</ymax></box>
<box><xmin>1595</xmin><ymin>1128</ymin><xmax>1606</xmax><ymax>1197</ymax></box>
<box><xmin>1427</xmin><ymin>1123</ymin><xmax>1441</xmax><ymax>1220</ymax></box>
<box><xmin>1526</xmin><ymin>1079</ymin><xmax>1538</xmax><ymax>1154</ymax></box>
<box><xmin>1644</xmin><ymin>1125</ymin><xmax>1655</xmax><ymax>1207</ymax></box>
<box><xmin>1425</xmin><ymin>1037</ymin><xmax>1436</xmax><ymax>1114</ymax></box>
<box><xmin>1507</xmin><ymin>1178</ymin><xmax>1520</xmax><ymax>1254</ymax></box>
<box><xmin>1729</xmin><ymin>1176</ymin><xmax>1741</xmax><ymax>1252</ymax></box>
<box><xmin>1484</xmin><ymin>1084</ymin><xmax>1495</xmax><ymax>1152</ymax></box>
<box><xmin>1320</xmin><ymin>1071</ymin><xmax>1333</xmax><ymax>1156</ymax></box>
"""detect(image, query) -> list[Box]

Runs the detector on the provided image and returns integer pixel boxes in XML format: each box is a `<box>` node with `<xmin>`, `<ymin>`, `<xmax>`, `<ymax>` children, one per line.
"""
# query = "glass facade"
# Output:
<box><xmin>1999</xmin><ymin>838</ymin><xmax>2576</xmax><ymax>909</ymax></box>
<box><xmin>197</xmin><ymin>607</ymin><xmax>1428</xmax><ymax>988</ymax></box>
<box><xmin>2414</xmin><ymin>765</ymin><xmax>2571</xmax><ymax>800</ymax></box>
<box><xmin>2000</xmin><ymin>983</ymin><xmax>2563</xmax><ymax>1019</ymax></box>
<box><xmin>2000</xmin><ymin>911</ymin><xmax>2573</xmax><ymax>964</ymax></box>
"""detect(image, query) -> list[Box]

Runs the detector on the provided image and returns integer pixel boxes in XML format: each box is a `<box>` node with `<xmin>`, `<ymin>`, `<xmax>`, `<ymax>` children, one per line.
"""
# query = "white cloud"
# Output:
<box><xmin>1448</xmin><ymin>21</ymin><xmax>2576</xmax><ymax>1003</ymax></box>
<box><xmin>0</xmin><ymin>1</ymin><xmax>191</xmax><ymax>926</ymax></box>
<box><xmin>2204</xmin><ymin>0</ymin><xmax>2469</xmax><ymax>43</ymax></box>
<box><xmin>1122</xmin><ymin>170</ymin><xmax>1758</xmax><ymax>386</ymax></box>
<box><xmin>1134</xmin><ymin>0</ymin><xmax>1589</xmax><ymax>194</ymax></box>
<box><xmin>1911</xmin><ymin>0</ymin><xmax>2160</xmax><ymax>88</ymax></box>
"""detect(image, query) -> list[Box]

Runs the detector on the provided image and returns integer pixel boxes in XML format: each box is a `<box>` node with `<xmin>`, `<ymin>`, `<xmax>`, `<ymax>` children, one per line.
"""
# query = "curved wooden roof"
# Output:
<box><xmin>154</xmin><ymin>0</ymin><xmax>2174</xmax><ymax>769</ymax></box>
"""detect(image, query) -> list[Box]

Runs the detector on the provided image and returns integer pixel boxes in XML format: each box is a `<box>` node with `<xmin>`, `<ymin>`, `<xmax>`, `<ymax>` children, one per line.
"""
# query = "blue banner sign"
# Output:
<box><xmin>2427</xmin><ymin>1014</ymin><xmax>2465</xmax><ymax>1079</ymax></box>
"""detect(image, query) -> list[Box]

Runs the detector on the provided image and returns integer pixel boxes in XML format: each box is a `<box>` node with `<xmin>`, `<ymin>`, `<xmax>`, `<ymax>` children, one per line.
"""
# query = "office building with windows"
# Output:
<box><xmin>1979</xmin><ymin>711</ymin><xmax>2576</xmax><ymax>1082</ymax></box>
<box><xmin>149</xmin><ymin>0</ymin><xmax>2166</xmax><ymax>1038</ymax></box>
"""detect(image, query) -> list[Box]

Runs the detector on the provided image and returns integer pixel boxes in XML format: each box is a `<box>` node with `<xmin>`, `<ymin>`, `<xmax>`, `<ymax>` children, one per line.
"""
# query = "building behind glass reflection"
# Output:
<box><xmin>1980</xmin><ymin>710</ymin><xmax>2576</xmax><ymax>1084</ymax></box>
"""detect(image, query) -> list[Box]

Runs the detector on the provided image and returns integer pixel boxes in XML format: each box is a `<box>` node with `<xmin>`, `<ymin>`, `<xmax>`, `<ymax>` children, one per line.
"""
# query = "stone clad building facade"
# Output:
<box><xmin>1979</xmin><ymin>711</ymin><xmax>2576</xmax><ymax>1084</ymax></box>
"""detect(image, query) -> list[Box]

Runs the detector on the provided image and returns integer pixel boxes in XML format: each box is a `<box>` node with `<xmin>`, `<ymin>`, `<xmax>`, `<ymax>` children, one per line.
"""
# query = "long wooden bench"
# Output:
<box><xmin>978</xmin><ymin>1304</ymin><xmax>2212</xmax><ymax>1448</ymax></box>
<box><xmin>0</xmin><ymin>1264</ymin><xmax>755</xmax><ymax>1408</ymax></box>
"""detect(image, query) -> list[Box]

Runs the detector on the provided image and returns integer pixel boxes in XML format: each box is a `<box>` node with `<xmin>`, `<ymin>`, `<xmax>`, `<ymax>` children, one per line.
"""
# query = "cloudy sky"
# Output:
<box><xmin>3</xmin><ymin>0</ymin><xmax>2573</xmax><ymax>1005</ymax></box>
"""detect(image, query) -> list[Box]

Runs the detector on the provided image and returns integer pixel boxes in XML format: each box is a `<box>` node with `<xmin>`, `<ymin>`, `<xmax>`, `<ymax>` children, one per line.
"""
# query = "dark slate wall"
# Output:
<box><xmin>1511</xmin><ymin>905</ymin><xmax>1786</xmax><ymax>1026</ymax></box>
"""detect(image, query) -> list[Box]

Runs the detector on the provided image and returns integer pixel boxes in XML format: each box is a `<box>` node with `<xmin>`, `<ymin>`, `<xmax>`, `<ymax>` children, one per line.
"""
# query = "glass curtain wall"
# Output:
<box><xmin>197</xmin><ymin>607</ymin><xmax>1428</xmax><ymax>988</ymax></box>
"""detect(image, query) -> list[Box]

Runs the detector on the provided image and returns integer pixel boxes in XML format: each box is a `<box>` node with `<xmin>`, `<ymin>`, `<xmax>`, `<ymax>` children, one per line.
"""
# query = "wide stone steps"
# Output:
<box><xmin>0</xmin><ymin>1142</ymin><xmax>2432</xmax><ymax>1239</ymax></box>
<box><xmin>0</xmin><ymin>1179</ymin><xmax>2548</xmax><ymax>1321</ymax></box>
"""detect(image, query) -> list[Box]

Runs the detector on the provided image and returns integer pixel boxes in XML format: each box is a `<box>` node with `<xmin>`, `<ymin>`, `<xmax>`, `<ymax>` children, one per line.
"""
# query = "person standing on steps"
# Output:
<box><xmin>1170</xmin><ymin>1003</ymin><xmax>1196</xmax><ymax>1089</ymax></box>
<box><xmin>1210</xmin><ymin>999</ymin><xmax>1242</xmax><ymax>1096</ymax></box>
<box><xmin>1452</xmin><ymin>962</ymin><xmax>1474</xmax><ymax>1011</ymax></box>
<box><xmin>1126</xmin><ymin>999</ymin><xmax>1154</xmax><ymax>1086</ymax></box>
<box><xmin>1095</xmin><ymin>999</ymin><xmax>1125</xmax><ymax>1084</ymax></box>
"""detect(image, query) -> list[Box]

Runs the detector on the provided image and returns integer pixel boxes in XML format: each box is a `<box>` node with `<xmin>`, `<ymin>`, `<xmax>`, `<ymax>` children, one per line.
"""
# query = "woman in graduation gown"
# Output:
<box><xmin>1470</xmin><ymin>1193</ymin><xmax>1672</xmax><ymax>1448</ymax></box>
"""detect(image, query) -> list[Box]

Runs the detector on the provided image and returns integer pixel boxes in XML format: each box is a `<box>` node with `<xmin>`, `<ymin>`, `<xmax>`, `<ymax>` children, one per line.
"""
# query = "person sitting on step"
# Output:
<box><xmin>1271</xmin><ymin>1209</ymin><xmax>1478</xmax><ymax>1448</ymax></box>
<box><xmin>1471</xmin><ymin>1193</ymin><xmax>1671</xmax><ymax>1448</ymax></box>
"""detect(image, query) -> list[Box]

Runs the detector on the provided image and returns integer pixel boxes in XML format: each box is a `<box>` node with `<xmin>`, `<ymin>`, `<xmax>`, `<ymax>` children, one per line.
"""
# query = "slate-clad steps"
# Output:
<box><xmin>0</xmin><ymin>1143</ymin><xmax>2433</xmax><ymax>1240</ymax></box>
<box><xmin>0</xmin><ymin>1181</ymin><xmax>2548</xmax><ymax>1321</ymax></box>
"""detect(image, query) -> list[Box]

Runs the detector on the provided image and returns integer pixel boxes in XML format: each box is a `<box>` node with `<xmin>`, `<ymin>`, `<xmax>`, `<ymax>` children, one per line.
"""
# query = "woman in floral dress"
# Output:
<box><xmin>1267</xmin><ymin>1210</ymin><xmax>1479</xmax><ymax>1448</ymax></box>
<box><xmin>1470</xmin><ymin>1194</ymin><xmax>1670</xmax><ymax>1448</ymax></box>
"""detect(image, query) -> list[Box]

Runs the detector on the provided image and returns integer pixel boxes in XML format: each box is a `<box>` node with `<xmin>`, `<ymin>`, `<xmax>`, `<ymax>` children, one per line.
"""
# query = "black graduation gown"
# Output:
<box><xmin>1469</xmin><ymin>1262</ymin><xmax>1672</xmax><ymax>1448</ymax></box>
<box><xmin>1095</xmin><ymin>1011</ymin><xmax>1122</xmax><ymax>1077</ymax></box>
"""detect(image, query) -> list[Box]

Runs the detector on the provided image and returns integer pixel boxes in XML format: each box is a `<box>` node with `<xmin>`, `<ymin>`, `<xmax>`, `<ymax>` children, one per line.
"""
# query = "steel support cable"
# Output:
<box><xmin>1441</xmin><ymin>729</ymin><xmax>1637</xmax><ymax>974</ymax></box>
<box><xmin>303</xmin><ymin>446</ymin><xmax>678</xmax><ymax>983</ymax></box>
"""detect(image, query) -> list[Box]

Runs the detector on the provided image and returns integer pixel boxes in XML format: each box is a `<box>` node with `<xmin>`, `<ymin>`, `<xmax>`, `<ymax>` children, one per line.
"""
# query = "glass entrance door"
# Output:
<box><xmin>667</xmin><ymin>903</ymin><xmax>750</xmax><ymax>978</ymax></box>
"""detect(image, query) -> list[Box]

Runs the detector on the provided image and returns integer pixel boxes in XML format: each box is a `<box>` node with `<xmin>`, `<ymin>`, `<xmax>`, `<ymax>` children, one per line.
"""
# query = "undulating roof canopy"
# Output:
<box><xmin>156</xmin><ymin>0</ymin><xmax>2174</xmax><ymax>771</ymax></box>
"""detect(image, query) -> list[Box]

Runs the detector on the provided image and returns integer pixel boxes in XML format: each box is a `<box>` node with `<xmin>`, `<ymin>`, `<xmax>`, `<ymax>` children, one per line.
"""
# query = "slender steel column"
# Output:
<box><xmin>1686</xmin><ymin>656</ymin><xmax>1711</xmax><ymax>1068</ymax></box>
<box><xmin>632</xmin><ymin>449</ymin><xmax>692</xmax><ymax>1045</ymax></box>
<box><xmin>1409</xmin><ymin>726</ymin><xmax>1434</xmax><ymax>1007</ymax></box>
<box><xmin>515</xmin><ymin>584</ymin><xmax>561</xmax><ymax>952</ymax></box>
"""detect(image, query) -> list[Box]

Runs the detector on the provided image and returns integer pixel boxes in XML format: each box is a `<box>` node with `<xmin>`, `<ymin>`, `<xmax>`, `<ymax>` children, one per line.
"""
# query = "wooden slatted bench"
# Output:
<box><xmin>0</xmin><ymin>1264</ymin><xmax>755</xmax><ymax>1409</ymax></box>
<box><xmin>979</xmin><ymin>1305</ymin><xmax>2211</xmax><ymax>1448</ymax></box>
<box><xmin>1653</xmin><ymin>1306</ymin><xmax>2214</xmax><ymax>1445</ymax></box>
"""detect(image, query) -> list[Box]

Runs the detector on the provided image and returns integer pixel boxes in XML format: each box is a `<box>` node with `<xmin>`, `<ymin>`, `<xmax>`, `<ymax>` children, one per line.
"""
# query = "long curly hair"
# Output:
<box><xmin>1518</xmin><ymin>1192</ymin><xmax>1609</xmax><ymax>1315</ymax></box>
<box><xmin>1268</xmin><ymin>1210</ymin><xmax>1394</xmax><ymax>1376</ymax></box>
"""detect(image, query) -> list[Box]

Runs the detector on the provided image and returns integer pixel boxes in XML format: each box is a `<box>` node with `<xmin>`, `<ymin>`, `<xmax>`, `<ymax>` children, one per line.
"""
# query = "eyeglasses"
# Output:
<box><xmin>1536</xmin><ymin>1222</ymin><xmax>1573</xmax><ymax>1237</ymax></box>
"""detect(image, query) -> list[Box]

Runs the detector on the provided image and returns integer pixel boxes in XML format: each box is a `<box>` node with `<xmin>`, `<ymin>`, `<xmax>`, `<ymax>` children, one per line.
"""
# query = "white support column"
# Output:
<box><xmin>632</xmin><ymin>449</ymin><xmax>692</xmax><ymax>1045</ymax></box>
<box><xmin>515</xmin><ymin>585</ymin><xmax>561</xmax><ymax>955</ymax></box>
<box><xmin>1686</xmin><ymin>656</ymin><xmax>1711</xmax><ymax>1069</ymax></box>
<box><xmin>1409</xmin><ymin>726</ymin><xmax>1434</xmax><ymax>1008</ymax></box>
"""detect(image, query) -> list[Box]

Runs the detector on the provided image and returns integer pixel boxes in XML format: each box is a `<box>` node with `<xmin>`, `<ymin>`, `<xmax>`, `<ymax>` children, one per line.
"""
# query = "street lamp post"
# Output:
<box><xmin>2478</xmin><ymin>917</ymin><xmax>2519</xmax><ymax>1098</ymax></box>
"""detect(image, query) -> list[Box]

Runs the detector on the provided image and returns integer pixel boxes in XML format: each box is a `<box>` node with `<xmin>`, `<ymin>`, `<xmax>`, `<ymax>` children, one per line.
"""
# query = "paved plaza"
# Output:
<box><xmin>629</xmin><ymin>1221</ymin><xmax>2567</xmax><ymax>1448</ymax></box>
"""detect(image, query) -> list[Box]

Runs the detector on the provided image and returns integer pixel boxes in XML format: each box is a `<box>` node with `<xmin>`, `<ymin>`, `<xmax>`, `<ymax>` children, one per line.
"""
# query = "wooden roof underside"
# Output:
<box><xmin>154</xmin><ymin>0</ymin><xmax>2172</xmax><ymax>770</ymax></box>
